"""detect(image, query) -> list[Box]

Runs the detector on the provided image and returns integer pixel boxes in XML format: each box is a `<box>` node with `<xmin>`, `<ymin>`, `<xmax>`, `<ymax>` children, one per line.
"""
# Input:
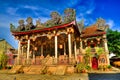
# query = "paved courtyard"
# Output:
<box><xmin>88</xmin><ymin>73</ymin><xmax>120</xmax><ymax>80</ymax></box>
<box><xmin>0</xmin><ymin>69</ymin><xmax>120</xmax><ymax>80</ymax></box>
<box><xmin>0</xmin><ymin>73</ymin><xmax>88</xmax><ymax>80</ymax></box>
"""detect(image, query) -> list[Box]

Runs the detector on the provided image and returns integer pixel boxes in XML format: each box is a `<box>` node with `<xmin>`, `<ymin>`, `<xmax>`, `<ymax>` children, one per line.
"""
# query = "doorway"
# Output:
<box><xmin>92</xmin><ymin>57</ymin><xmax>98</xmax><ymax>69</ymax></box>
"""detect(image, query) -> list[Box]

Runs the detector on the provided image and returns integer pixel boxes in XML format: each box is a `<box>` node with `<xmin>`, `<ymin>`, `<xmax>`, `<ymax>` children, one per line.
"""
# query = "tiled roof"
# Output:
<box><xmin>81</xmin><ymin>24</ymin><xmax>106</xmax><ymax>38</ymax></box>
<box><xmin>11</xmin><ymin>21</ymin><xmax>76</xmax><ymax>36</ymax></box>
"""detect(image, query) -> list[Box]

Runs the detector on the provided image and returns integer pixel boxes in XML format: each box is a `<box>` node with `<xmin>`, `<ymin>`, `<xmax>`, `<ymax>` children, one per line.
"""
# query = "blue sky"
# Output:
<box><xmin>0</xmin><ymin>0</ymin><xmax>120</xmax><ymax>49</ymax></box>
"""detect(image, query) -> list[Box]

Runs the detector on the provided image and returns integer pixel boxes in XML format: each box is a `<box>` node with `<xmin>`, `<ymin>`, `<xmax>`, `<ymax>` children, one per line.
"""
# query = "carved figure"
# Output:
<box><xmin>64</xmin><ymin>8</ymin><xmax>76</xmax><ymax>23</ymax></box>
<box><xmin>36</xmin><ymin>19</ymin><xmax>43</xmax><ymax>28</ymax></box>
<box><xmin>44</xmin><ymin>20</ymin><xmax>52</xmax><ymax>27</ymax></box>
<box><xmin>96</xmin><ymin>18</ymin><xmax>109</xmax><ymax>31</ymax></box>
<box><xmin>17</xmin><ymin>20</ymin><xmax>25</xmax><ymax>31</ymax></box>
<box><xmin>10</xmin><ymin>23</ymin><xmax>16</xmax><ymax>31</ymax></box>
<box><xmin>77</xmin><ymin>19</ymin><xmax>84</xmax><ymax>33</ymax></box>
<box><xmin>25</xmin><ymin>17</ymin><xmax>35</xmax><ymax>30</ymax></box>
<box><xmin>44</xmin><ymin>11</ymin><xmax>62</xmax><ymax>27</ymax></box>
<box><xmin>50</xmin><ymin>11</ymin><xmax>62</xmax><ymax>25</ymax></box>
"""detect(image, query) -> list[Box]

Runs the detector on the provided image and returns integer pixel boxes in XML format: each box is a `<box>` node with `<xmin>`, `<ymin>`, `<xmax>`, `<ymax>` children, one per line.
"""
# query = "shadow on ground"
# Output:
<box><xmin>88</xmin><ymin>73</ymin><xmax>120</xmax><ymax>80</ymax></box>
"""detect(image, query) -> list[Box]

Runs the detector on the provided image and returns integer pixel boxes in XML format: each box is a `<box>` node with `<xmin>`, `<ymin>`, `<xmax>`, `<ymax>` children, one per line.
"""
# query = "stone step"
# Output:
<box><xmin>55</xmin><ymin>65</ymin><xmax>67</xmax><ymax>75</ymax></box>
<box><xmin>46</xmin><ymin>65</ymin><xmax>57</xmax><ymax>75</ymax></box>
<box><xmin>25</xmin><ymin>65</ymin><xmax>46</xmax><ymax>74</ymax></box>
<box><xmin>46</xmin><ymin>65</ymin><xmax>75</xmax><ymax>75</ymax></box>
<box><xmin>8</xmin><ymin>65</ymin><xmax>23</xmax><ymax>74</ymax></box>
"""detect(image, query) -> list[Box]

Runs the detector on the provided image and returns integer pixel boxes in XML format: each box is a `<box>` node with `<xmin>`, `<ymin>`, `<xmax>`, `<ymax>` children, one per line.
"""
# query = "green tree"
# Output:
<box><xmin>0</xmin><ymin>53</ymin><xmax>8</xmax><ymax>69</ymax></box>
<box><xmin>107</xmin><ymin>29</ymin><xmax>120</xmax><ymax>56</ymax></box>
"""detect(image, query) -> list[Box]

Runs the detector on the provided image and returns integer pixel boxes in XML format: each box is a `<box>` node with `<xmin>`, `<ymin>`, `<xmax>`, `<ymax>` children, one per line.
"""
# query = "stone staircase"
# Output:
<box><xmin>8</xmin><ymin>65</ymin><xmax>23</xmax><ymax>74</ymax></box>
<box><xmin>24</xmin><ymin>65</ymin><xmax>46</xmax><ymax>74</ymax></box>
<box><xmin>8</xmin><ymin>55</ymin><xmax>75</xmax><ymax>75</ymax></box>
<box><xmin>9</xmin><ymin>65</ymin><xmax>75</xmax><ymax>75</ymax></box>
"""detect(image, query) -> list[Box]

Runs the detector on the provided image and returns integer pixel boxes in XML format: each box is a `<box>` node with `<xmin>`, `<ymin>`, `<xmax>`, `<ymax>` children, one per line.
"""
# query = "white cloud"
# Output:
<box><xmin>6</xmin><ymin>7</ymin><xmax>18</xmax><ymax>15</ymax></box>
<box><xmin>106</xmin><ymin>19</ymin><xmax>115</xmax><ymax>28</ymax></box>
<box><xmin>86</xmin><ymin>8</ymin><xmax>94</xmax><ymax>14</ymax></box>
<box><xmin>23</xmin><ymin>5</ymin><xmax>39</xmax><ymax>10</ymax></box>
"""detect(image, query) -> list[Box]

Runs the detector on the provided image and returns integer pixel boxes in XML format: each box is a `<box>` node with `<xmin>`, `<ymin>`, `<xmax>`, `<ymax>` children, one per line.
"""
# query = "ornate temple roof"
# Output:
<box><xmin>81</xmin><ymin>24</ymin><xmax>106</xmax><ymax>38</ymax></box>
<box><xmin>10</xmin><ymin>8</ymin><xmax>80</xmax><ymax>36</ymax></box>
<box><xmin>11</xmin><ymin>21</ymin><xmax>77</xmax><ymax>36</ymax></box>
<box><xmin>10</xmin><ymin>8</ymin><xmax>108</xmax><ymax>37</ymax></box>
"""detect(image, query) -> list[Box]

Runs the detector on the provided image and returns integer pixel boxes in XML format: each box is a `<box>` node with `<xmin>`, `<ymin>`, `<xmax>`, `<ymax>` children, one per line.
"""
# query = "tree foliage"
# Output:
<box><xmin>0</xmin><ymin>53</ymin><xmax>8</xmax><ymax>69</ymax></box>
<box><xmin>107</xmin><ymin>29</ymin><xmax>120</xmax><ymax>56</ymax></box>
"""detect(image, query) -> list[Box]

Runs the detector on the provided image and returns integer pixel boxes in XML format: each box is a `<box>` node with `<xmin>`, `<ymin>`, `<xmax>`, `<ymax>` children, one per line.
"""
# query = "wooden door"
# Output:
<box><xmin>92</xmin><ymin>57</ymin><xmax>98</xmax><ymax>69</ymax></box>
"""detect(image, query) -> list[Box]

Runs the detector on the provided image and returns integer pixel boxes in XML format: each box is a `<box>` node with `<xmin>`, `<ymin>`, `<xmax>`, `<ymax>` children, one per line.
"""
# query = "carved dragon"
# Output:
<box><xmin>64</xmin><ymin>8</ymin><xmax>76</xmax><ymax>23</ymax></box>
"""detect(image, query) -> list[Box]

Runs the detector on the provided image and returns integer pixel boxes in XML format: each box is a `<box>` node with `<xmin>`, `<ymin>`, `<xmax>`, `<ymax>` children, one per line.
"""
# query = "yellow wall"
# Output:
<box><xmin>0</xmin><ymin>39</ymin><xmax>13</xmax><ymax>54</ymax></box>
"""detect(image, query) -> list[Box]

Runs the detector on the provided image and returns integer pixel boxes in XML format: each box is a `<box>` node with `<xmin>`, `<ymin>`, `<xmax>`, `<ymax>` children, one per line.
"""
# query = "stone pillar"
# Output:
<box><xmin>68</xmin><ymin>33</ymin><xmax>72</xmax><ymax>58</ymax></box>
<box><xmin>104</xmin><ymin>38</ymin><xmax>110</xmax><ymax>65</ymax></box>
<box><xmin>74</xmin><ymin>41</ymin><xmax>77</xmax><ymax>61</ymax></box>
<box><xmin>55</xmin><ymin>35</ymin><xmax>58</xmax><ymax>63</ymax></box>
<box><xmin>21</xmin><ymin>46</ymin><xmax>24</xmax><ymax>55</ymax></box>
<box><xmin>64</xmin><ymin>42</ymin><xmax>66</xmax><ymax>55</ymax></box>
<box><xmin>17</xmin><ymin>41</ymin><xmax>21</xmax><ymax>64</ymax></box>
<box><xmin>80</xmin><ymin>39</ymin><xmax>83</xmax><ymax>53</ymax></box>
<box><xmin>41</xmin><ymin>45</ymin><xmax>43</xmax><ymax>56</ymax></box>
<box><xmin>104</xmin><ymin>39</ymin><xmax>109</xmax><ymax>53</ymax></box>
<box><xmin>27</xmin><ymin>39</ymin><xmax>30</xmax><ymax>64</ymax></box>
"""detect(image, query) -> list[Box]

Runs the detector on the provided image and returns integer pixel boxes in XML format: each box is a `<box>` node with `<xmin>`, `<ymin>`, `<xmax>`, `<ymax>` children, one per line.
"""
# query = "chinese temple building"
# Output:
<box><xmin>10</xmin><ymin>8</ymin><xmax>109</xmax><ymax>70</ymax></box>
<box><xmin>0</xmin><ymin>39</ymin><xmax>14</xmax><ymax>54</ymax></box>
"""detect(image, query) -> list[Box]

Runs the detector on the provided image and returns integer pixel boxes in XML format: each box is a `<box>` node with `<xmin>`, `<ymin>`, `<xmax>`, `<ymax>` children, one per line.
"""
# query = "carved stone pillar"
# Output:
<box><xmin>74</xmin><ymin>40</ymin><xmax>77</xmax><ymax>61</ymax></box>
<box><xmin>27</xmin><ymin>39</ymin><xmax>30</xmax><ymax>64</ymax></box>
<box><xmin>68</xmin><ymin>33</ymin><xmax>72</xmax><ymax>58</ymax></box>
<box><xmin>103</xmin><ymin>38</ymin><xmax>110</xmax><ymax>65</ymax></box>
<box><xmin>64</xmin><ymin>42</ymin><xmax>66</xmax><ymax>55</ymax></box>
<box><xmin>55</xmin><ymin>35</ymin><xmax>58</xmax><ymax>63</ymax></box>
<box><xmin>17</xmin><ymin>41</ymin><xmax>21</xmax><ymax>64</ymax></box>
<box><xmin>104</xmin><ymin>39</ymin><xmax>109</xmax><ymax>53</ymax></box>
<box><xmin>41</xmin><ymin>45</ymin><xmax>43</xmax><ymax>56</ymax></box>
<box><xmin>80</xmin><ymin>39</ymin><xmax>83</xmax><ymax>53</ymax></box>
<box><xmin>21</xmin><ymin>46</ymin><xmax>24</xmax><ymax>55</ymax></box>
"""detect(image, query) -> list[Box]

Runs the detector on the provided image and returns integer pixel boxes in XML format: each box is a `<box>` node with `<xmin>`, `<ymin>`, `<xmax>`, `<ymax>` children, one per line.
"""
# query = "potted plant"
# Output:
<box><xmin>76</xmin><ymin>63</ymin><xmax>86</xmax><ymax>73</ymax></box>
<box><xmin>85</xmin><ymin>65</ymin><xmax>91</xmax><ymax>72</ymax></box>
<box><xmin>95</xmin><ymin>47</ymin><xmax>104</xmax><ymax>56</ymax></box>
<box><xmin>107</xmin><ymin>65</ymin><xmax>112</xmax><ymax>70</ymax></box>
<box><xmin>85</xmin><ymin>47</ymin><xmax>92</xmax><ymax>65</ymax></box>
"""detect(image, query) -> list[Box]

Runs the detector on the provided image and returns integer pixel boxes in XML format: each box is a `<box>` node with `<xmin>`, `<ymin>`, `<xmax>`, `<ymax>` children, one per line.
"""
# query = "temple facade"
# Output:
<box><xmin>10</xmin><ymin>8</ymin><xmax>109</xmax><ymax>69</ymax></box>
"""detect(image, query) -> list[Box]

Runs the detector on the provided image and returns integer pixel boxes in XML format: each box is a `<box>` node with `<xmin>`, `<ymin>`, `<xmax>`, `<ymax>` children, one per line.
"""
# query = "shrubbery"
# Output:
<box><xmin>0</xmin><ymin>53</ymin><xmax>8</xmax><ymax>69</ymax></box>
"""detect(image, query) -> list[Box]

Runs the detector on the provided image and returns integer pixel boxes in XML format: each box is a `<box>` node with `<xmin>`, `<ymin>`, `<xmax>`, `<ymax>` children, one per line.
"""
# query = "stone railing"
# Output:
<box><xmin>14</xmin><ymin>55</ymin><xmax>75</xmax><ymax>65</ymax></box>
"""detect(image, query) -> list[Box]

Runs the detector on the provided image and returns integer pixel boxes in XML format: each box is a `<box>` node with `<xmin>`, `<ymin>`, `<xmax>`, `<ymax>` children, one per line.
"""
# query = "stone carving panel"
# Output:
<box><xmin>64</xmin><ymin>8</ymin><xmax>76</xmax><ymax>23</ymax></box>
<box><xmin>17</xmin><ymin>20</ymin><xmax>25</xmax><ymax>31</ymax></box>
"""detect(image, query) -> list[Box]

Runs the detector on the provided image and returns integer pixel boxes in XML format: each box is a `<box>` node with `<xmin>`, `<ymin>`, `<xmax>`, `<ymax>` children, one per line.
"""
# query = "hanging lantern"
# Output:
<box><xmin>71</xmin><ymin>28</ymin><xmax>74</xmax><ymax>33</ymax></box>
<box><xmin>47</xmin><ymin>35</ymin><xmax>52</xmax><ymax>39</ymax></box>
<box><xmin>15</xmin><ymin>36</ymin><xmax>19</xmax><ymax>40</ymax></box>
<box><xmin>26</xmin><ymin>35</ymin><xmax>28</xmax><ymax>39</ymax></box>
<box><xmin>80</xmin><ymin>38</ymin><xmax>82</xmax><ymax>41</ymax></box>
<box><xmin>33</xmin><ymin>36</ymin><xmax>36</xmax><ymax>41</ymax></box>
<box><xmin>76</xmin><ymin>37</ymin><xmax>79</xmax><ymax>41</ymax></box>
<box><xmin>34</xmin><ymin>47</ymin><xmax>37</xmax><ymax>51</ymax></box>
<box><xmin>84</xmin><ymin>39</ymin><xmax>87</xmax><ymax>43</ymax></box>
<box><xmin>91</xmin><ymin>40</ymin><xmax>93</xmax><ymax>43</ymax></box>
<box><xmin>103</xmin><ymin>35</ymin><xmax>106</xmax><ymax>38</ymax></box>
<box><xmin>97</xmin><ymin>38</ymin><xmax>100</xmax><ymax>41</ymax></box>
<box><xmin>59</xmin><ymin>44</ymin><xmax>63</xmax><ymax>49</ymax></box>
<box><xmin>53</xmin><ymin>30</ymin><xmax>56</xmax><ymax>34</ymax></box>
<box><xmin>97</xmin><ymin>38</ymin><xmax>100</xmax><ymax>44</ymax></box>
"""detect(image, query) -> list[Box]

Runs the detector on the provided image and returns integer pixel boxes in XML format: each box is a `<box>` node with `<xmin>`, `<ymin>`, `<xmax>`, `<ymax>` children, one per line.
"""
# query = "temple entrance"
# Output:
<box><xmin>92</xmin><ymin>57</ymin><xmax>98</xmax><ymax>69</ymax></box>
